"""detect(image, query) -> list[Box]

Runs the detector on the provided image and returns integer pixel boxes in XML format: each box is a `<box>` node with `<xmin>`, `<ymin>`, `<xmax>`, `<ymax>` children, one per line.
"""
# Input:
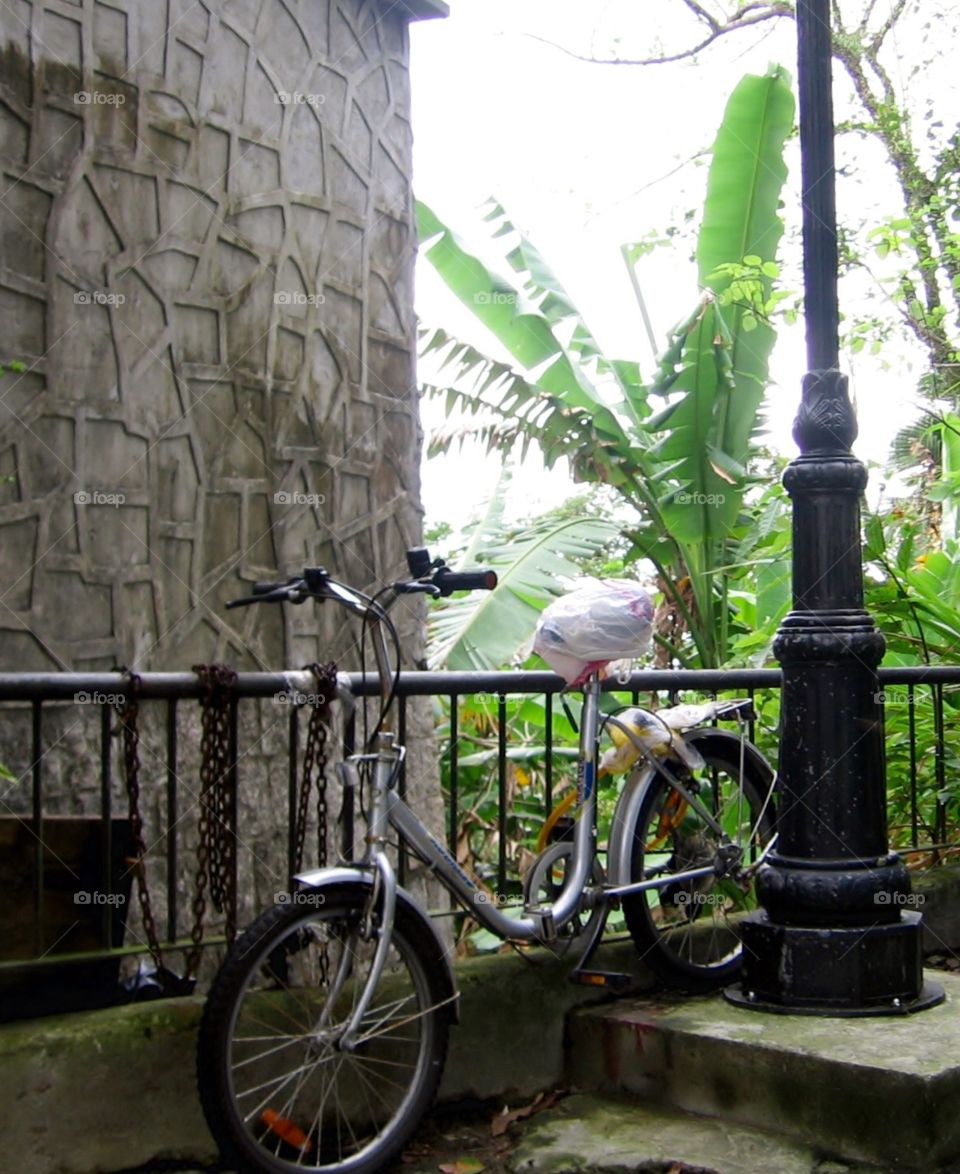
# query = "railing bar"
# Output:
<box><xmin>288</xmin><ymin>705</ymin><xmax>298</xmax><ymax>882</ymax></box>
<box><xmin>166</xmin><ymin>699</ymin><xmax>178</xmax><ymax>943</ymax></box>
<box><xmin>398</xmin><ymin>695</ymin><xmax>408</xmax><ymax>886</ymax></box>
<box><xmin>100</xmin><ymin>703</ymin><xmax>112</xmax><ymax>949</ymax></box>
<box><xmin>32</xmin><ymin>700</ymin><xmax>42</xmax><ymax>957</ymax></box>
<box><xmin>544</xmin><ymin>693</ymin><xmax>553</xmax><ymax>819</ymax></box>
<box><xmin>908</xmin><ymin>684</ymin><xmax>918</xmax><ymax>849</ymax></box>
<box><xmin>934</xmin><ymin>683</ymin><xmax>946</xmax><ymax>851</ymax></box>
<box><xmin>448</xmin><ymin>695</ymin><xmax>458</xmax><ymax>853</ymax></box>
<box><xmin>3</xmin><ymin>663</ymin><xmax>960</xmax><ymax>704</ymax></box>
<box><xmin>344</xmin><ymin>708</ymin><xmax>356</xmax><ymax>757</ymax></box>
<box><xmin>498</xmin><ymin>692</ymin><xmax>507</xmax><ymax>894</ymax></box>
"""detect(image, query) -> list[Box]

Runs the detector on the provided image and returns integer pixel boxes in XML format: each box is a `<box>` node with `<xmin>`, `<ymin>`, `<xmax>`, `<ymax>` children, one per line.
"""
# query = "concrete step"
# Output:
<box><xmin>508</xmin><ymin>1091</ymin><xmax>890</xmax><ymax>1174</ymax></box>
<box><xmin>567</xmin><ymin>972</ymin><xmax>960</xmax><ymax>1171</ymax></box>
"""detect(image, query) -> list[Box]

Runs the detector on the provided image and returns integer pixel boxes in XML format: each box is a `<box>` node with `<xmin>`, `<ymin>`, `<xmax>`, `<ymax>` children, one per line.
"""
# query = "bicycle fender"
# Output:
<box><xmin>681</xmin><ymin>727</ymin><xmax>776</xmax><ymax>789</ymax></box>
<box><xmin>606</xmin><ymin>763</ymin><xmax>657</xmax><ymax>889</ymax></box>
<box><xmin>290</xmin><ymin>865</ymin><xmax>459</xmax><ymax>1023</ymax></box>
<box><xmin>605</xmin><ymin>730</ymin><xmax>775</xmax><ymax>889</ymax></box>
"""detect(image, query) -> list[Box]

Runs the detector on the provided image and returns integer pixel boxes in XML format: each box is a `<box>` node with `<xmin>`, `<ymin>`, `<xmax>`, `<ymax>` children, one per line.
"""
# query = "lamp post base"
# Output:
<box><xmin>725</xmin><ymin>910</ymin><xmax>944</xmax><ymax>1016</ymax></box>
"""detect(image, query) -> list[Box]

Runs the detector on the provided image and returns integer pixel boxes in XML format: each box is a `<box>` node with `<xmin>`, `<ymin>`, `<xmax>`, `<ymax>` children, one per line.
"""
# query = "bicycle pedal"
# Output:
<box><xmin>570</xmin><ymin>970</ymin><xmax>633</xmax><ymax>991</ymax></box>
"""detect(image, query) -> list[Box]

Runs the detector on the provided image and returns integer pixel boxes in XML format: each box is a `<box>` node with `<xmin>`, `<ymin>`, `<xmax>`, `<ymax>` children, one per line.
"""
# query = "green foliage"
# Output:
<box><xmin>863</xmin><ymin>491</ymin><xmax>960</xmax><ymax>849</ymax></box>
<box><xmin>419</xmin><ymin>66</ymin><xmax>796</xmax><ymax>668</ymax></box>
<box><xmin>426</xmin><ymin>464</ymin><xmax>620</xmax><ymax>671</ymax></box>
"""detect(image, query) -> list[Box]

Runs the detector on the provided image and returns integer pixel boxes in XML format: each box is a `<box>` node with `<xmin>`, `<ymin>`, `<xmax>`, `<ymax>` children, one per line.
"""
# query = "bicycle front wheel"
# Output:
<box><xmin>197</xmin><ymin>882</ymin><xmax>452</xmax><ymax>1174</ymax></box>
<box><xmin>622</xmin><ymin>732</ymin><xmax>775</xmax><ymax>992</ymax></box>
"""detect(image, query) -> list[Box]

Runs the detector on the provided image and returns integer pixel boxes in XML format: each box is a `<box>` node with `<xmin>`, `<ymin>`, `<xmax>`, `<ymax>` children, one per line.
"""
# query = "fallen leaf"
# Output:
<box><xmin>438</xmin><ymin>1160</ymin><xmax>484</xmax><ymax>1174</ymax></box>
<box><xmin>490</xmin><ymin>1089</ymin><xmax>563</xmax><ymax>1137</ymax></box>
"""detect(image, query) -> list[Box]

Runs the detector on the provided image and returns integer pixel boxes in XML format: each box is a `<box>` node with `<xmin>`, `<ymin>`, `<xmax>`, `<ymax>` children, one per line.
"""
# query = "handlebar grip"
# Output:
<box><xmin>253</xmin><ymin>581</ymin><xmax>282</xmax><ymax>595</ymax></box>
<box><xmin>434</xmin><ymin>568</ymin><xmax>498</xmax><ymax>596</ymax></box>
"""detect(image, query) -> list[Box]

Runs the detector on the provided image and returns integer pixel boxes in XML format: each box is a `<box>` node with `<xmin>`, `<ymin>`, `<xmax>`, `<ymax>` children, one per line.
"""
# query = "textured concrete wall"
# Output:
<box><xmin>0</xmin><ymin>0</ymin><xmax>425</xmax><ymax>673</ymax></box>
<box><xmin>0</xmin><ymin>1</ymin><xmax>447</xmax><ymax>928</ymax></box>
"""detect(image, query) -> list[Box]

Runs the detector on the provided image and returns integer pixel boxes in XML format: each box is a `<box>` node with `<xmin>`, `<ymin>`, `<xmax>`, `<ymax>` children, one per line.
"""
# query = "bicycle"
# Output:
<box><xmin>197</xmin><ymin>550</ymin><xmax>778</xmax><ymax>1174</ymax></box>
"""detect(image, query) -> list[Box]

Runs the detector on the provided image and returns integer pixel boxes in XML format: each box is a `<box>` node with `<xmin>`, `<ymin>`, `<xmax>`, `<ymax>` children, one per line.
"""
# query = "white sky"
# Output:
<box><xmin>408</xmin><ymin>1</ymin><xmax>939</xmax><ymax>530</ymax></box>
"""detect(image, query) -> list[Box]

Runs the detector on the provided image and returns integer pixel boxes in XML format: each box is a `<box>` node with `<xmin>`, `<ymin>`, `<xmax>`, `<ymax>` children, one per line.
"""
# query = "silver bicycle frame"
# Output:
<box><xmin>306</xmin><ymin>583</ymin><xmax>772</xmax><ymax>986</ymax></box>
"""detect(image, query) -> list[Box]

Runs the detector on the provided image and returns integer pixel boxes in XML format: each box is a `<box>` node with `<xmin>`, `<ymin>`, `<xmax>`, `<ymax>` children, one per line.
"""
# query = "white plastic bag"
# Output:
<box><xmin>533</xmin><ymin>579</ymin><xmax>655</xmax><ymax>685</ymax></box>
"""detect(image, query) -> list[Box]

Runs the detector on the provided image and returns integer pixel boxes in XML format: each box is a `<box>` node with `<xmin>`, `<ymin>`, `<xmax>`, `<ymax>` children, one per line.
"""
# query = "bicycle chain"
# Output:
<box><xmin>191</xmin><ymin>663</ymin><xmax>239</xmax><ymax>972</ymax></box>
<box><xmin>294</xmin><ymin>662</ymin><xmax>338</xmax><ymax>875</ymax></box>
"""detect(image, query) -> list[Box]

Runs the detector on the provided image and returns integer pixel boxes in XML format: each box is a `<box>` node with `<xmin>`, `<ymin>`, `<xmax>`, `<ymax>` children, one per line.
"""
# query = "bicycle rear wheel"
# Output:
<box><xmin>197</xmin><ymin>882</ymin><xmax>452</xmax><ymax>1174</ymax></box>
<box><xmin>622</xmin><ymin>732</ymin><xmax>775</xmax><ymax>992</ymax></box>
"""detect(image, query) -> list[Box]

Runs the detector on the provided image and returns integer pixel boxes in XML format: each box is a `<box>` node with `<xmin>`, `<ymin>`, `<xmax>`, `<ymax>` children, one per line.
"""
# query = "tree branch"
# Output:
<box><xmin>870</xmin><ymin>0</ymin><xmax>908</xmax><ymax>56</ymax></box>
<box><xmin>858</xmin><ymin>0</ymin><xmax>880</xmax><ymax>36</ymax></box>
<box><xmin>524</xmin><ymin>3</ymin><xmax>794</xmax><ymax>68</ymax></box>
<box><xmin>681</xmin><ymin>0</ymin><xmax>720</xmax><ymax>32</ymax></box>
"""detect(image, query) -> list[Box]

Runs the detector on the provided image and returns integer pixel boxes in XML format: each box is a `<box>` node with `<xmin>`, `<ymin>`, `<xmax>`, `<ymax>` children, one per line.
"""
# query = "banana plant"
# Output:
<box><xmin>426</xmin><ymin>463</ymin><xmax>619</xmax><ymax>670</ymax></box>
<box><xmin>418</xmin><ymin>65</ymin><xmax>795</xmax><ymax>667</ymax></box>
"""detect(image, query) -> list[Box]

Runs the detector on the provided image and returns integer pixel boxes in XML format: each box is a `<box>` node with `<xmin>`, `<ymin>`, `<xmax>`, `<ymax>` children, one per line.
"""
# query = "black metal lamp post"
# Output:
<box><xmin>726</xmin><ymin>0</ymin><xmax>943</xmax><ymax>1014</ymax></box>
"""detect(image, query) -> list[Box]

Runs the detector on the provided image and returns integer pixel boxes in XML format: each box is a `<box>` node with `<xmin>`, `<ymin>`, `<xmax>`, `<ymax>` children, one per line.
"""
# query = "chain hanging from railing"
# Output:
<box><xmin>114</xmin><ymin>671</ymin><xmax>233</xmax><ymax>990</ymax></box>
<box><xmin>293</xmin><ymin>662</ymin><xmax>338</xmax><ymax>876</ymax></box>
<box><xmin>191</xmin><ymin>663</ymin><xmax>239</xmax><ymax>969</ymax></box>
<box><xmin>117</xmin><ymin>672</ymin><xmax>166</xmax><ymax>977</ymax></box>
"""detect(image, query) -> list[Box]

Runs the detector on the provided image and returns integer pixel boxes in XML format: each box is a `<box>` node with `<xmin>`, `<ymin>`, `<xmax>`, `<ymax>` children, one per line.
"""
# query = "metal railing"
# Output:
<box><xmin>0</xmin><ymin>664</ymin><xmax>958</xmax><ymax>1003</ymax></box>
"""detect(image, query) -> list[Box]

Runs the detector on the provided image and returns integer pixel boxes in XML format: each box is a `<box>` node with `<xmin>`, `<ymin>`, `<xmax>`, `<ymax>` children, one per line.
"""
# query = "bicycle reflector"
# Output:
<box><xmin>260</xmin><ymin>1109</ymin><xmax>313</xmax><ymax>1152</ymax></box>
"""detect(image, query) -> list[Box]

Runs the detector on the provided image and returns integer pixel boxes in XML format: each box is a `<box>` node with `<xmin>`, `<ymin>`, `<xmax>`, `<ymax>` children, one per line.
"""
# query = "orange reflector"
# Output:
<box><xmin>261</xmin><ymin>1109</ymin><xmax>314</xmax><ymax>1152</ymax></box>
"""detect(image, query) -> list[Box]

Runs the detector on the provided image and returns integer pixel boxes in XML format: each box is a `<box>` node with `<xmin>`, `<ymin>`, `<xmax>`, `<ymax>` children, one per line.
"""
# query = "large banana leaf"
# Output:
<box><xmin>641</xmin><ymin>65</ymin><xmax>795</xmax><ymax>662</ymax></box>
<box><xmin>418</xmin><ymin>65</ymin><xmax>795</xmax><ymax>667</ymax></box>
<box><xmin>426</xmin><ymin>466</ymin><xmax>619</xmax><ymax>670</ymax></box>
<box><xmin>697</xmin><ymin>64</ymin><xmax>795</xmax><ymax>463</ymax></box>
<box><xmin>418</xmin><ymin>202</ymin><xmax>625</xmax><ymax>430</ymax></box>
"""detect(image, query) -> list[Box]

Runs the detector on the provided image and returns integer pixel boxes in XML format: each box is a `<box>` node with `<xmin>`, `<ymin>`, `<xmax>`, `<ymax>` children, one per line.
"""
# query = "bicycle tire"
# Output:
<box><xmin>197</xmin><ymin>881</ymin><xmax>452</xmax><ymax>1174</ymax></box>
<box><xmin>622</xmin><ymin>731</ymin><xmax>775</xmax><ymax>993</ymax></box>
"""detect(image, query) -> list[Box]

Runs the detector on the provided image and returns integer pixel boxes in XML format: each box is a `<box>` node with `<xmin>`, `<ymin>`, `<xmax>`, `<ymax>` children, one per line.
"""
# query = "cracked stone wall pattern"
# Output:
<box><xmin>0</xmin><ymin>0</ymin><xmax>424</xmax><ymax>674</ymax></box>
<box><xmin>0</xmin><ymin>0</ymin><xmax>447</xmax><ymax>921</ymax></box>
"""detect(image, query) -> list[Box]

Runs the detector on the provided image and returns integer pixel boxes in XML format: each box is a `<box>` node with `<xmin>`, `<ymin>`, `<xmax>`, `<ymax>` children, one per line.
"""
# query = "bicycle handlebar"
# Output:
<box><xmin>225</xmin><ymin>552</ymin><xmax>497</xmax><ymax>610</ymax></box>
<box><xmin>431</xmin><ymin>567</ymin><xmax>498</xmax><ymax>596</ymax></box>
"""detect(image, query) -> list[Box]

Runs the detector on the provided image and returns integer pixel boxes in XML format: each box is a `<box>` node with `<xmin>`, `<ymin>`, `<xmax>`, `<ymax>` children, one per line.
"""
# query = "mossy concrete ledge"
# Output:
<box><xmin>0</xmin><ymin>941</ymin><xmax>652</xmax><ymax>1174</ymax></box>
<box><xmin>567</xmin><ymin>972</ymin><xmax>960</xmax><ymax>1171</ymax></box>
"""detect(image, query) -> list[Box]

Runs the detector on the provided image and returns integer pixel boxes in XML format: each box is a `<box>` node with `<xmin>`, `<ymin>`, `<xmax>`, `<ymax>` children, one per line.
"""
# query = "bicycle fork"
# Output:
<box><xmin>328</xmin><ymin>739</ymin><xmax>401</xmax><ymax>1052</ymax></box>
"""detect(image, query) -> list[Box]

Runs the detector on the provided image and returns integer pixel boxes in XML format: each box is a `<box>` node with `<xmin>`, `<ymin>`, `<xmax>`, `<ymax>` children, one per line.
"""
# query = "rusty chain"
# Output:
<box><xmin>116</xmin><ymin>672</ymin><xmax>165</xmax><ymax>975</ymax></box>
<box><xmin>117</xmin><ymin>663</ymin><xmax>334</xmax><ymax>987</ymax></box>
<box><xmin>190</xmin><ymin>663</ymin><xmax>239</xmax><ymax>975</ymax></box>
<box><xmin>293</xmin><ymin>662</ymin><xmax>338</xmax><ymax>875</ymax></box>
